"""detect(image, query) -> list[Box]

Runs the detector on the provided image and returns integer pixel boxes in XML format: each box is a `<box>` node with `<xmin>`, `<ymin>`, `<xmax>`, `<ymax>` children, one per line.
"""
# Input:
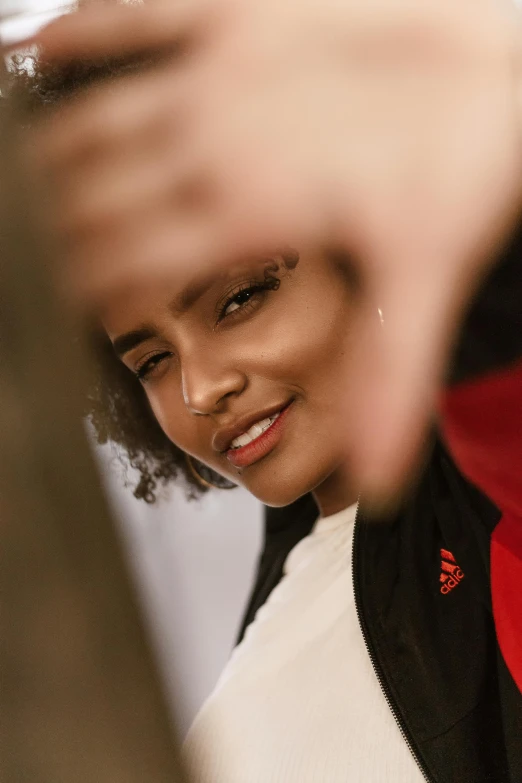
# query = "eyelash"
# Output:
<box><xmin>135</xmin><ymin>350</ymin><xmax>173</xmax><ymax>382</ymax></box>
<box><xmin>135</xmin><ymin>277</ymin><xmax>280</xmax><ymax>382</ymax></box>
<box><xmin>216</xmin><ymin>279</ymin><xmax>276</xmax><ymax>322</ymax></box>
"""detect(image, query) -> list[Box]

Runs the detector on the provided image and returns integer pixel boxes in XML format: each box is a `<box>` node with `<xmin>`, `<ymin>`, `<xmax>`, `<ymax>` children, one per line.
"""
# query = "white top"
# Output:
<box><xmin>183</xmin><ymin>503</ymin><xmax>425</xmax><ymax>782</ymax></box>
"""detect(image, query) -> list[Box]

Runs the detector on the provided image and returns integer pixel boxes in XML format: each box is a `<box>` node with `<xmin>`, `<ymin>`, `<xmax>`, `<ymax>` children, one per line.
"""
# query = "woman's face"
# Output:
<box><xmin>101</xmin><ymin>252</ymin><xmax>356</xmax><ymax>508</ymax></box>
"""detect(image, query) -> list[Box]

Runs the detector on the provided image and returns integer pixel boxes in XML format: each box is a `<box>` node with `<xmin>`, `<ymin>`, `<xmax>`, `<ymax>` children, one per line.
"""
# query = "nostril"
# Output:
<box><xmin>182</xmin><ymin>368</ymin><xmax>247</xmax><ymax>416</ymax></box>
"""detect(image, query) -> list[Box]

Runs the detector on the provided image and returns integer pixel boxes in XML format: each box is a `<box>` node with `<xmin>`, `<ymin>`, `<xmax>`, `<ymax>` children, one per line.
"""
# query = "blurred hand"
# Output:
<box><xmin>29</xmin><ymin>0</ymin><xmax>522</xmax><ymax>504</ymax></box>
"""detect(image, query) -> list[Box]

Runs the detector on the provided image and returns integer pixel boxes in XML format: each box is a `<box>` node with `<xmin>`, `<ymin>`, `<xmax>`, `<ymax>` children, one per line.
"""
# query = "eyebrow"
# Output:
<box><xmin>112</xmin><ymin>269</ymin><xmax>236</xmax><ymax>357</ymax></box>
<box><xmin>110</xmin><ymin>277</ymin><xmax>214</xmax><ymax>359</ymax></box>
<box><xmin>171</xmin><ymin>269</ymin><xmax>230</xmax><ymax>314</ymax></box>
<box><xmin>112</xmin><ymin>327</ymin><xmax>156</xmax><ymax>358</ymax></box>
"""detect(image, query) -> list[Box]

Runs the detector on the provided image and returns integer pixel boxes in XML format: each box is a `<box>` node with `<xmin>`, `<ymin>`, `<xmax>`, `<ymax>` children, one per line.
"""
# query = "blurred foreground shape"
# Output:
<box><xmin>0</xmin><ymin>58</ymin><xmax>188</xmax><ymax>783</ymax></box>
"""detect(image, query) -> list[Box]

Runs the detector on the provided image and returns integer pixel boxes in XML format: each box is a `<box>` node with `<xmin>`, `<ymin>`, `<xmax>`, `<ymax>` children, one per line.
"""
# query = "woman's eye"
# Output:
<box><xmin>217</xmin><ymin>275</ymin><xmax>279</xmax><ymax>323</ymax></box>
<box><xmin>135</xmin><ymin>351</ymin><xmax>172</xmax><ymax>382</ymax></box>
<box><xmin>220</xmin><ymin>283</ymin><xmax>273</xmax><ymax>321</ymax></box>
<box><xmin>223</xmin><ymin>288</ymin><xmax>258</xmax><ymax>316</ymax></box>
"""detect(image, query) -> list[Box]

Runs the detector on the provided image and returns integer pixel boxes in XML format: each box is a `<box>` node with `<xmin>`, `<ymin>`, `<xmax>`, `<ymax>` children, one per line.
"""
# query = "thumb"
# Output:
<box><xmin>345</xmin><ymin>253</ymin><xmax>470</xmax><ymax>510</ymax></box>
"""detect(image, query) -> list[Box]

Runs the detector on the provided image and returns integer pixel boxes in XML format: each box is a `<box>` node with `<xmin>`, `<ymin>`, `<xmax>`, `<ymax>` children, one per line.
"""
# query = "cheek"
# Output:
<box><xmin>145</xmin><ymin>383</ymin><xmax>197</xmax><ymax>453</ymax></box>
<box><xmin>250</xmin><ymin>291</ymin><xmax>350</xmax><ymax>388</ymax></box>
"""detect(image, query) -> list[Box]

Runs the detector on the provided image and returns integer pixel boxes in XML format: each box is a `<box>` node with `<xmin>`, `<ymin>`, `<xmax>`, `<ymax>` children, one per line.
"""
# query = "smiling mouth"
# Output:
<box><xmin>228</xmin><ymin>413</ymin><xmax>281</xmax><ymax>450</ymax></box>
<box><xmin>225</xmin><ymin>401</ymin><xmax>294</xmax><ymax>469</ymax></box>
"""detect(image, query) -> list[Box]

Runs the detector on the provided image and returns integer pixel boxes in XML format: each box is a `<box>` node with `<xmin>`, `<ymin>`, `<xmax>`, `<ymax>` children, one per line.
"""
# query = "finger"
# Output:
<box><xmin>62</xmin><ymin>207</ymin><xmax>237</xmax><ymax>302</ymax></box>
<box><xmin>346</xmin><ymin>251</ymin><xmax>472</xmax><ymax>511</ymax></box>
<box><xmin>34</xmin><ymin>67</ymin><xmax>183</xmax><ymax>168</ymax></box>
<box><xmin>61</xmin><ymin>172</ymin><xmax>303</xmax><ymax>304</ymax></box>
<box><xmin>55</xmin><ymin>153</ymin><xmax>213</xmax><ymax>241</ymax></box>
<box><xmin>28</xmin><ymin>0</ymin><xmax>217</xmax><ymax>63</ymax></box>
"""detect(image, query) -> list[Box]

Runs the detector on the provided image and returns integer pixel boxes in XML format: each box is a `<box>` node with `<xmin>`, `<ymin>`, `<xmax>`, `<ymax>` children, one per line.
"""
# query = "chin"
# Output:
<box><xmin>252</xmin><ymin>489</ymin><xmax>309</xmax><ymax>508</ymax></box>
<box><xmin>240</xmin><ymin>463</ymin><xmax>323</xmax><ymax>508</ymax></box>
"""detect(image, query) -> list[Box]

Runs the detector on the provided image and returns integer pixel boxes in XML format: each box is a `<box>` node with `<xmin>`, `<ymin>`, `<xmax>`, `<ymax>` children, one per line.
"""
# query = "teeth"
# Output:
<box><xmin>232</xmin><ymin>432</ymin><xmax>254</xmax><ymax>449</ymax></box>
<box><xmin>230</xmin><ymin>413</ymin><xmax>280</xmax><ymax>450</ymax></box>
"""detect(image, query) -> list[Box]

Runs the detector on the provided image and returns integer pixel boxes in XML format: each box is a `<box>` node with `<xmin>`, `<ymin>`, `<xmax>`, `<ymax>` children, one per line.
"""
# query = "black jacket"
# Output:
<box><xmin>237</xmin><ymin>227</ymin><xmax>522</xmax><ymax>783</ymax></box>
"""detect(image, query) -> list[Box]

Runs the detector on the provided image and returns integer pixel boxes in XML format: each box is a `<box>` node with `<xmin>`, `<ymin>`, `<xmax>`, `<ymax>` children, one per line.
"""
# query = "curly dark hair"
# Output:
<box><xmin>8</xmin><ymin>42</ymin><xmax>235</xmax><ymax>502</ymax></box>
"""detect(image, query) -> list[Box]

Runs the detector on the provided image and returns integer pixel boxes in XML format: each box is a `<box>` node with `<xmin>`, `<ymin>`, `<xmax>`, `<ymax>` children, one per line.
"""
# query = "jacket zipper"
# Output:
<box><xmin>351</xmin><ymin>506</ymin><xmax>435</xmax><ymax>783</ymax></box>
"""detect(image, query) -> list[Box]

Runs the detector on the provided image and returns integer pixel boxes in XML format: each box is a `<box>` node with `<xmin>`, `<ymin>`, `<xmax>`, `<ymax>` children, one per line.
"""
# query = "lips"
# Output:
<box><xmin>212</xmin><ymin>400</ymin><xmax>292</xmax><ymax>454</ymax></box>
<box><xmin>229</xmin><ymin>413</ymin><xmax>281</xmax><ymax>449</ymax></box>
<box><xmin>224</xmin><ymin>401</ymin><xmax>294</xmax><ymax>469</ymax></box>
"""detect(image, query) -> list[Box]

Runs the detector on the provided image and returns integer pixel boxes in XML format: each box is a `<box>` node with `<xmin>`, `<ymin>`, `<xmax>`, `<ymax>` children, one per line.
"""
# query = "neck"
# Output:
<box><xmin>312</xmin><ymin>461</ymin><xmax>358</xmax><ymax>518</ymax></box>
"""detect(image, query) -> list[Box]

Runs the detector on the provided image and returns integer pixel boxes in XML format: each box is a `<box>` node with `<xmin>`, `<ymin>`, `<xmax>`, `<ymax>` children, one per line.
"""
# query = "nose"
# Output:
<box><xmin>181</xmin><ymin>352</ymin><xmax>247</xmax><ymax>415</ymax></box>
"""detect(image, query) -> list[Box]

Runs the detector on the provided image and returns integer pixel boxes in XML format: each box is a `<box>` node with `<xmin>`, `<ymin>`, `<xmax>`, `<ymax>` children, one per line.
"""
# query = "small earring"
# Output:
<box><xmin>185</xmin><ymin>454</ymin><xmax>236</xmax><ymax>490</ymax></box>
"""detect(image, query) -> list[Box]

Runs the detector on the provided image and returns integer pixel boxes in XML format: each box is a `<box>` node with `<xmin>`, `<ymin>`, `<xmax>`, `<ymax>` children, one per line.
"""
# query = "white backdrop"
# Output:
<box><xmin>0</xmin><ymin>0</ymin><xmax>71</xmax><ymax>44</ymax></box>
<box><xmin>96</xmin><ymin>445</ymin><xmax>263</xmax><ymax>737</ymax></box>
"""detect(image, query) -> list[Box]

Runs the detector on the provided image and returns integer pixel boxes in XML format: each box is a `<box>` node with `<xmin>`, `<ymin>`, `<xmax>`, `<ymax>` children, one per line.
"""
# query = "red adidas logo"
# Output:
<box><xmin>440</xmin><ymin>548</ymin><xmax>465</xmax><ymax>594</ymax></box>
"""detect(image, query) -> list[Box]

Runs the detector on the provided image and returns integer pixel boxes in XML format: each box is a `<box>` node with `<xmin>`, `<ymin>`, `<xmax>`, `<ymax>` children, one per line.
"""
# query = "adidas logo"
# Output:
<box><xmin>439</xmin><ymin>548</ymin><xmax>465</xmax><ymax>595</ymax></box>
